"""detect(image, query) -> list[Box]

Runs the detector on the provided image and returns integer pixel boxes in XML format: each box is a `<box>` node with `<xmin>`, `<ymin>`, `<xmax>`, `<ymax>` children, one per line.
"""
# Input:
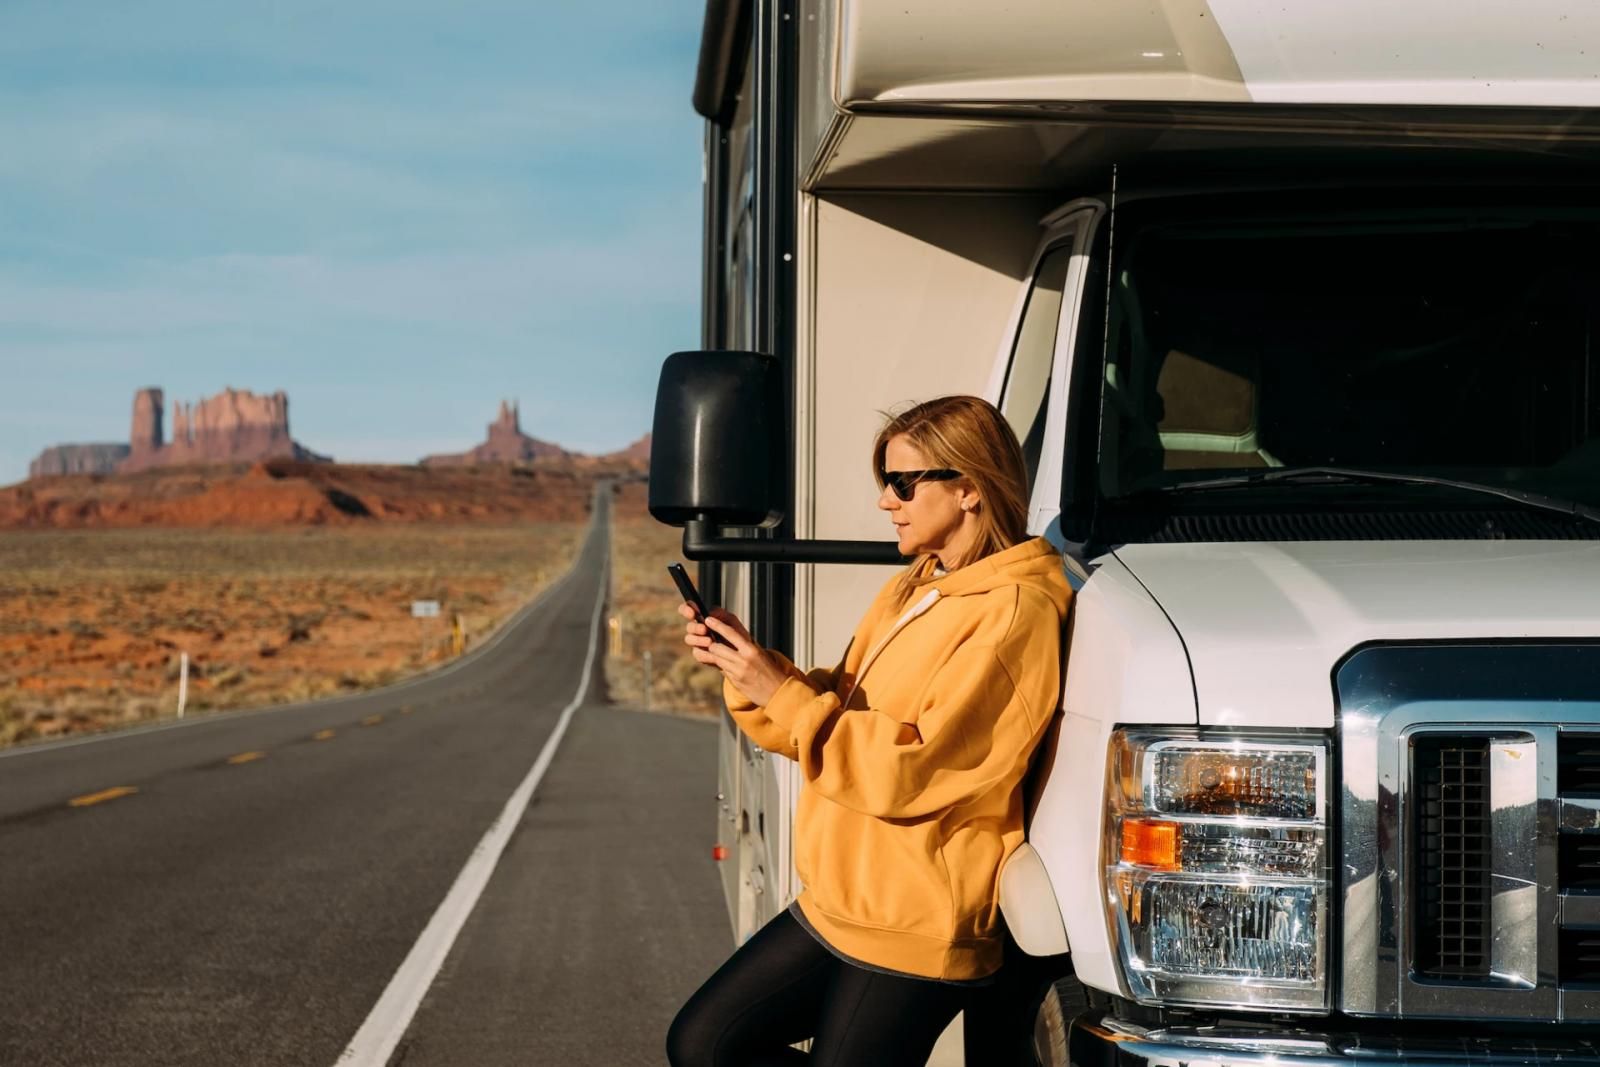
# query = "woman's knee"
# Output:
<box><xmin>664</xmin><ymin>998</ymin><xmax>718</xmax><ymax>1067</ymax></box>
<box><xmin>666</xmin><ymin>911</ymin><xmax>828</xmax><ymax>1065</ymax></box>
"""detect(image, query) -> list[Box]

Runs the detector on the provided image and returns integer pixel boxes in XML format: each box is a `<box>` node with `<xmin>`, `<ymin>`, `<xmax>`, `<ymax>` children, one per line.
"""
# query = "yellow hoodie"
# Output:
<box><xmin>723</xmin><ymin>536</ymin><xmax>1072</xmax><ymax>981</ymax></box>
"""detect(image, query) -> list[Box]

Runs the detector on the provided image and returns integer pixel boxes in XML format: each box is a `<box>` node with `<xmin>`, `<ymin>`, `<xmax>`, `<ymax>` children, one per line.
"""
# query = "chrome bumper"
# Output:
<box><xmin>1068</xmin><ymin>1016</ymin><xmax>1600</xmax><ymax>1066</ymax></box>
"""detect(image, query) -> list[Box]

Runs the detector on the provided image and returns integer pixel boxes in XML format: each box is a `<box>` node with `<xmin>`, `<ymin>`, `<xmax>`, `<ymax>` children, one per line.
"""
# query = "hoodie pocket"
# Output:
<box><xmin>807</xmin><ymin>804</ymin><xmax>954</xmax><ymax>937</ymax></box>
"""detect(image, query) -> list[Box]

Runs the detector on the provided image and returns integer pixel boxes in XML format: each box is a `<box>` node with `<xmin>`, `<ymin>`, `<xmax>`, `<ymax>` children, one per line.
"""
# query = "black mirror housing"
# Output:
<box><xmin>649</xmin><ymin>350</ymin><xmax>785</xmax><ymax>529</ymax></box>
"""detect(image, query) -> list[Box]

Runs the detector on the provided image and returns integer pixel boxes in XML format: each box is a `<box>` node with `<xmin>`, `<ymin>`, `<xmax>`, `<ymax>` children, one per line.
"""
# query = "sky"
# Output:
<box><xmin>0</xmin><ymin>0</ymin><xmax>705</xmax><ymax>485</ymax></box>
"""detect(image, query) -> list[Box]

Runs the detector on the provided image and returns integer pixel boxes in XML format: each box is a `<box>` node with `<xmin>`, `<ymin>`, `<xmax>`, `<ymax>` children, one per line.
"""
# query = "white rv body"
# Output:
<box><xmin>681</xmin><ymin>2</ymin><xmax>1600</xmax><ymax>1062</ymax></box>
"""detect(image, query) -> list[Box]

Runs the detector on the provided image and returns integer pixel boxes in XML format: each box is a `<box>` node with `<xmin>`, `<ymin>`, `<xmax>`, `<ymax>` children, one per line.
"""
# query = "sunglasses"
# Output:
<box><xmin>878</xmin><ymin>468</ymin><xmax>961</xmax><ymax>502</ymax></box>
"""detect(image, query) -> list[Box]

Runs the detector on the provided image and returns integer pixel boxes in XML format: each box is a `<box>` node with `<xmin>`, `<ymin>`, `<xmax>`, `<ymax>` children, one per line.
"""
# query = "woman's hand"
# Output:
<box><xmin>679</xmin><ymin>603</ymin><xmax>790</xmax><ymax>707</ymax></box>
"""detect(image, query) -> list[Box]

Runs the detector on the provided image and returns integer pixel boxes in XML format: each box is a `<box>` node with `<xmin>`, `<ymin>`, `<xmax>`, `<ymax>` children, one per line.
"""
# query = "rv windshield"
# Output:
<box><xmin>1097</xmin><ymin>196</ymin><xmax>1600</xmax><ymax>526</ymax></box>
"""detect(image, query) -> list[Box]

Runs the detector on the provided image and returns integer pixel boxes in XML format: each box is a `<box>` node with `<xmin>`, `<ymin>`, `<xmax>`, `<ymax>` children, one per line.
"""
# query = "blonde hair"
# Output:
<box><xmin>872</xmin><ymin>395</ymin><xmax>1030</xmax><ymax>604</ymax></box>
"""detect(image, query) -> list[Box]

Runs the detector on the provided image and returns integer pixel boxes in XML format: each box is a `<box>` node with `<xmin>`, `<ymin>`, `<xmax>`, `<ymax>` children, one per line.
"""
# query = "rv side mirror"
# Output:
<box><xmin>649</xmin><ymin>350</ymin><xmax>785</xmax><ymax>529</ymax></box>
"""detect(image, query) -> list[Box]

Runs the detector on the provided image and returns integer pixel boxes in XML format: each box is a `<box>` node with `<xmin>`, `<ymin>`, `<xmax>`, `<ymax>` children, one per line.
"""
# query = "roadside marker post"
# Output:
<box><xmin>177</xmin><ymin>652</ymin><xmax>189</xmax><ymax>719</ymax></box>
<box><xmin>412</xmin><ymin>600</ymin><xmax>441</xmax><ymax>663</ymax></box>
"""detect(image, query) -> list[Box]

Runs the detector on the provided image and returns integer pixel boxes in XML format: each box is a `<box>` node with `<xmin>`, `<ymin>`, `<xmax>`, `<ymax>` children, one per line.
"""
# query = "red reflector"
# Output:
<box><xmin>712</xmin><ymin>845</ymin><xmax>728</xmax><ymax>861</ymax></box>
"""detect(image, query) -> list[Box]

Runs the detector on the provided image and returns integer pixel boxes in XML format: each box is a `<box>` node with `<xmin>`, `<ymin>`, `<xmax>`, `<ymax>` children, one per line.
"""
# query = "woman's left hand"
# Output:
<box><xmin>698</xmin><ymin>615</ymin><xmax>791</xmax><ymax>707</ymax></box>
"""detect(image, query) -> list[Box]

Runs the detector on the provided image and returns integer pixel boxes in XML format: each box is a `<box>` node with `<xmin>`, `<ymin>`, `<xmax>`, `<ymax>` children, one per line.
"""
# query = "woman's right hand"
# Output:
<box><xmin>680</xmin><ymin>604</ymin><xmax>790</xmax><ymax>705</ymax></box>
<box><xmin>680</xmin><ymin>603</ymin><xmax>753</xmax><ymax>658</ymax></box>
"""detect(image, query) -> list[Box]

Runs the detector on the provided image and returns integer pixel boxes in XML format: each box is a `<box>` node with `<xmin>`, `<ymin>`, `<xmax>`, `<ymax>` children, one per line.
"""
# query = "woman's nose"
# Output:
<box><xmin>877</xmin><ymin>486</ymin><xmax>898</xmax><ymax>511</ymax></box>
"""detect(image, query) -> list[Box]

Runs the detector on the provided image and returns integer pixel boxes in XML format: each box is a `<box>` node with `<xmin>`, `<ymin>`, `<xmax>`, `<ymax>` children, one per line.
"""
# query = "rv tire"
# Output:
<box><xmin>1032</xmin><ymin>975</ymin><xmax>1090</xmax><ymax>1067</ymax></box>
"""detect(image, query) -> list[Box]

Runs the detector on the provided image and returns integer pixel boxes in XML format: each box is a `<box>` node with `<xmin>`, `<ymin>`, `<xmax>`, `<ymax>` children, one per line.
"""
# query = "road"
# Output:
<box><xmin>0</xmin><ymin>487</ymin><xmax>728</xmax><ymax>1066</ymax></box>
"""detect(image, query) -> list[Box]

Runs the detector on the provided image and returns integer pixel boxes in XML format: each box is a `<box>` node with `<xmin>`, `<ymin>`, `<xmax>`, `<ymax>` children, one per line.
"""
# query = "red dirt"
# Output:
<box><xmin>0</xmin><ymin>459</ymin><xmax>646</xmax><ymax>529</ymax></box>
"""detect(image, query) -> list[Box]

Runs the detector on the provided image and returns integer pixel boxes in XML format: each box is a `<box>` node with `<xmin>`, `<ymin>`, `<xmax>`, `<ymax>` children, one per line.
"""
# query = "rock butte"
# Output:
<box><xmin>420</xmin><ymin>400</ymin><xmax>571</xmax><ymax>467</ymax></box>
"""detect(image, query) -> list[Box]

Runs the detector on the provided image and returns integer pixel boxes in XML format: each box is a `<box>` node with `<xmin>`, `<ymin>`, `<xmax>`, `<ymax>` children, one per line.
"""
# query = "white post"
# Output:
<box><xmin>177</xmin><ymin>652</ymin><xmax>189</xmax><ymax>719</ymax></box>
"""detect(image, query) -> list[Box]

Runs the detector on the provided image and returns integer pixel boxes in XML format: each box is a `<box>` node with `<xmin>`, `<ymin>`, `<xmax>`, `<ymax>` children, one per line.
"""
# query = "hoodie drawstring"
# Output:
<box><xmin>838</xmin><ymin>588</ymin><xmax>940</xmax><ymax>709</ymax></box>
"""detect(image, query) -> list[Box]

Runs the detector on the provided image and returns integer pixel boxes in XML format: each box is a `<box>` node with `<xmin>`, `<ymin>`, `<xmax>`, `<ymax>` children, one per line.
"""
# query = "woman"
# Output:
<box><xmin>666</xmin><ymin>395</ymin><xmax>1072</xmax><ymax>1066</ymax></box>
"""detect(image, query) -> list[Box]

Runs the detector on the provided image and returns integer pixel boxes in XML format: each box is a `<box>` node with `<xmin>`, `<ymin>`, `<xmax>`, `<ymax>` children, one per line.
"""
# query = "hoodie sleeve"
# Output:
<box><xmin>720</xmin><ymin>571</ymin><xmax>901</xmax><ymax>758</ymax></box>
<box><xmin>761</xmin><ymin>590</ymin><xmax>1062</xmax><ymax>819</ymax></box>
<box><xmin>723</xmin><ymin>652</ymin><xmax>837</xmax><ymax>759</ymax></box>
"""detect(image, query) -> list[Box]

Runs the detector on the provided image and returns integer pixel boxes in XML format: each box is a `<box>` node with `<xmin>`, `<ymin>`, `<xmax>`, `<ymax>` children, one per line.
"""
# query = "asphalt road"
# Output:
<box><xmin>0</xmin><ymin>487</ymin><xmax>728</xmax><ymax>1066</ymax></box>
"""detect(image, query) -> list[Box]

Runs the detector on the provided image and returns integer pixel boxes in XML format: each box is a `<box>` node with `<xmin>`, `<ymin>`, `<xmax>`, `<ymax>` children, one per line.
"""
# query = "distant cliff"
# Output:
<box><xmin>27</xmin><ymin>386</ymin><xmax>330</xmax><ymax>479</ymax></box>
<box><xmin>24</xmin><ymin>389</ymin><xmax>647</xmax><ymax>486</ymax></box>
<box><xmin>420</xmin><ymin>400</ymin><xmax>574</xmax><ymax>467</ymax></box>
<box><xmin>0</xmin><ymin>461</ymin><xmax>603</xmax><ymax>529</ymax></box>
<box><xmin>607</xmin><ymin>433</ymin><xmax>650</xmax><ymax>465</ymax></box>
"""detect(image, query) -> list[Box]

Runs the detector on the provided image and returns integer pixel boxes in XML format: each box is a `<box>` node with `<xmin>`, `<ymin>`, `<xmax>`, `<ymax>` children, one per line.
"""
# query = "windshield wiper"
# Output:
<box><xmin>1141</xmin><ymin>465</ymin><xmax>1600</xmax><ymax>528</ymax></box>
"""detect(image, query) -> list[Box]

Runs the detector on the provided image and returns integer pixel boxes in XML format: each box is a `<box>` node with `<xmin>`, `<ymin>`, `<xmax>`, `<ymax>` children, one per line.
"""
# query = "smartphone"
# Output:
<box><xmin>668</xmin><ymin>563</ymin><xmax>734</xmax><ymax>646</ymax></box>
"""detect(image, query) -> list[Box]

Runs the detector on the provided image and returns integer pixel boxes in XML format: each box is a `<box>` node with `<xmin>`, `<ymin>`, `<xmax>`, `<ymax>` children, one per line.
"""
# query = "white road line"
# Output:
<box><xmin>333</xmin><ymin>545</ymin><xmax>609</xmax><ymax>1067</ymax></box>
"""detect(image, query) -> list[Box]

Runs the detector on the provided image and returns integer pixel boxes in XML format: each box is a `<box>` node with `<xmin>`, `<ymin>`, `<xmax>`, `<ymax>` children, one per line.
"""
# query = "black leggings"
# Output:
<box><xmin>666</xmin><ymin>910</ymin><xmax>1055</xmax><ymax>1066</ymax></box>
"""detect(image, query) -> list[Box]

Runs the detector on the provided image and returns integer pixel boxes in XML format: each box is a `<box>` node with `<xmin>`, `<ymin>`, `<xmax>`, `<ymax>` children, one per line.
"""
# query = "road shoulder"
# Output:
<box><xmin>392</xmin><ymin>702</ymin><xmax>727</xmax><ymax>1067</ymax></box>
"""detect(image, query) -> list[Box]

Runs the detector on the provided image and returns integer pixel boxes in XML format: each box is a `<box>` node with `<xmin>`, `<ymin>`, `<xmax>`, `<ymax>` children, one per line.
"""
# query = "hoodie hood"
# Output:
<box><xmin>919</xmin><ymin>536</ymin><xmax>1072</xmax><ymax>615</ymax></box>
<box><xmin>832</xmin><ymin>536</ymin><xmax>1074</xmax><ymax>718</ymax></box>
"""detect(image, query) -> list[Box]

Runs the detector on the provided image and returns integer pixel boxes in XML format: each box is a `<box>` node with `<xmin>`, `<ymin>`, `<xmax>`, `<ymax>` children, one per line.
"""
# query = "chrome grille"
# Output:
<box><xmin>1339</xmin><ymin>644</ymin><xmax>1600</xmax><ymax>1021</ymax></box>
<box><xmin>1559</xmin><ymin>835</ymin><xmax>1600</xmax><ymax>891</ymax></box>
<box><xmin>1413</xmin><ymin>738</ymin><xmax>1491</xmax><ymax>979</ymax></box>
<box><xmin>1560</xmin><ymin>928</ymin><xmax>1600</xmax><ymax>985</ymax></box>
<box><xmin>1559</xmin><ymin>735</ymin><xmax>1600</xmax><ymax>796</ymax></box>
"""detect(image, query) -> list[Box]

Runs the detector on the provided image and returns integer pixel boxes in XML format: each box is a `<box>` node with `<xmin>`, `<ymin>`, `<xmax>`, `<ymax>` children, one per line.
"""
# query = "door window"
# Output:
<box><xmin>1002</xmin><ymin>244</ymin><xmax>1074</xmax><ymax>489</ymax></box>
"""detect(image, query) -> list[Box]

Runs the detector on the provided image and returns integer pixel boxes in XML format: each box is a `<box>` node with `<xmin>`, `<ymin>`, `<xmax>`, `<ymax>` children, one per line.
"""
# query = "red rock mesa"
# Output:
<box><xmin>120</xmin><ymin>387</ymin><xmax>330</xmax><ymax>472</ymax></box>
<box><xmin>26</xmin><ymin>386</ymin><xmax>330</xmax><ymax>479</ymax></box>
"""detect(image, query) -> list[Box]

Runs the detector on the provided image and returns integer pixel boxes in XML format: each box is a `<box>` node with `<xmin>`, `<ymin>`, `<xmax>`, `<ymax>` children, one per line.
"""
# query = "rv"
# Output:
<box><xmin>650</xmin><ymin>2</ymin><xmax>1600</xmax><ymax>1063</ymax></box>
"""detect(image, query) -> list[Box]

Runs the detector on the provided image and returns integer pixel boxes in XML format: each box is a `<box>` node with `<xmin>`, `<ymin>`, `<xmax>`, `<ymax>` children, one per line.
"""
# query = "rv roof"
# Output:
<box><xmin>836</xmin><ymin>1</ymin><xmax>1600</xmax><ymax>110</ymax></box>
<box><xmin>798</xmin><ymin>1</ymin><xmax>1600</xmax><ymax>191</ymax></box>
<box><xmin>696</xmin><ymin>2</ymin><xmax>1600</xmax><ymax>191</ymax></box>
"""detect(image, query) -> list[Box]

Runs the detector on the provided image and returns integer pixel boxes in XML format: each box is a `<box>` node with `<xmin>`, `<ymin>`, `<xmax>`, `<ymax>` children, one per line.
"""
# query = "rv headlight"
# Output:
<box><xmin>1104</xmin><ymin>730</ymin><xmax>1331</xmax><ymax>1012</ymax></box>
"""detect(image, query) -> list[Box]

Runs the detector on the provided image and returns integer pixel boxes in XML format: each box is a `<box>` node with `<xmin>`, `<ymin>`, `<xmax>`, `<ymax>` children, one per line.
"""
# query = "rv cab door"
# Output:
<box><xmin>988</xmin><ymin>199</ymin><xmax>1105</xmax><ymax>961</ymax></box>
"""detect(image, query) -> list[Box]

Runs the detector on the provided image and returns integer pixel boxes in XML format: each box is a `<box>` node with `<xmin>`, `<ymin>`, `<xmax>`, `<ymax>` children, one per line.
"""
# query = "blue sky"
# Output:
<box><xmin>0</xmin><ymin>1</ymin><xmax>704</xmax><ymax>485</ymax></box>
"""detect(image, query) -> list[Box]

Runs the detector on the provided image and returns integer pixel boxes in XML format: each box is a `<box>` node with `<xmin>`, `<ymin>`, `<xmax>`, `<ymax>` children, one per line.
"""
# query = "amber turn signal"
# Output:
<box><xmin>712</xmin><ymin>844</ymin><xmax>728</xmax><ymax>862</ymax></box>
<box><xmin>1120</xmin><ymin>819</ymin><xmax>1181</xmax><ymax>870</ymax></box>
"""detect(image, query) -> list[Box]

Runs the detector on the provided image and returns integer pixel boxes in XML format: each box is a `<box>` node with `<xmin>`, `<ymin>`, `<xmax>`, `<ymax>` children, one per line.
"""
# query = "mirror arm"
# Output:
<box><xmin>683</xmin><ymin>515</ymin><xmax>906</xmax><ymax>565</ymax></box>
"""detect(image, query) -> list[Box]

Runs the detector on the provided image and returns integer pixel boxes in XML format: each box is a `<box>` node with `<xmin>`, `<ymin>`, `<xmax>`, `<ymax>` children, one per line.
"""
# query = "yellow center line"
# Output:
<box><xmin>226</xmin><ymin>751</ymin><xmax>267</xmax><ymax>765</ymax></box>
<box><xmin>68</xmin><ymin>786</ymin><xmax>138</xmax><ymax>808</ymax></box>
<box><xmin>312</xmin><ymin>729</ymin><xmax>336</xmax><ymax>741</ymax></box>
<box><xmin>399</xmin><ymin>705</ymin><xmax>413</xmax><ymax>715</ymax></box>
<box><xmin>361</xmin><ymin>714</ymin><xmax>384</xmax><ymax>727</ymax></box>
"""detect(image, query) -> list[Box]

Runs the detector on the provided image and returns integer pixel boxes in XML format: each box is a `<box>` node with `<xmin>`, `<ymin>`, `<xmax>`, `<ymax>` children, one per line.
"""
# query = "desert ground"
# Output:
<box><xmin>0</xmin><ymin>466</ymin><xmax>716</xmax><ymax>748</ymax></box>
<box><xmin>0</xmin><ymin>522</ymin><xmax>583</xmax><ymax>745</ymax></box>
